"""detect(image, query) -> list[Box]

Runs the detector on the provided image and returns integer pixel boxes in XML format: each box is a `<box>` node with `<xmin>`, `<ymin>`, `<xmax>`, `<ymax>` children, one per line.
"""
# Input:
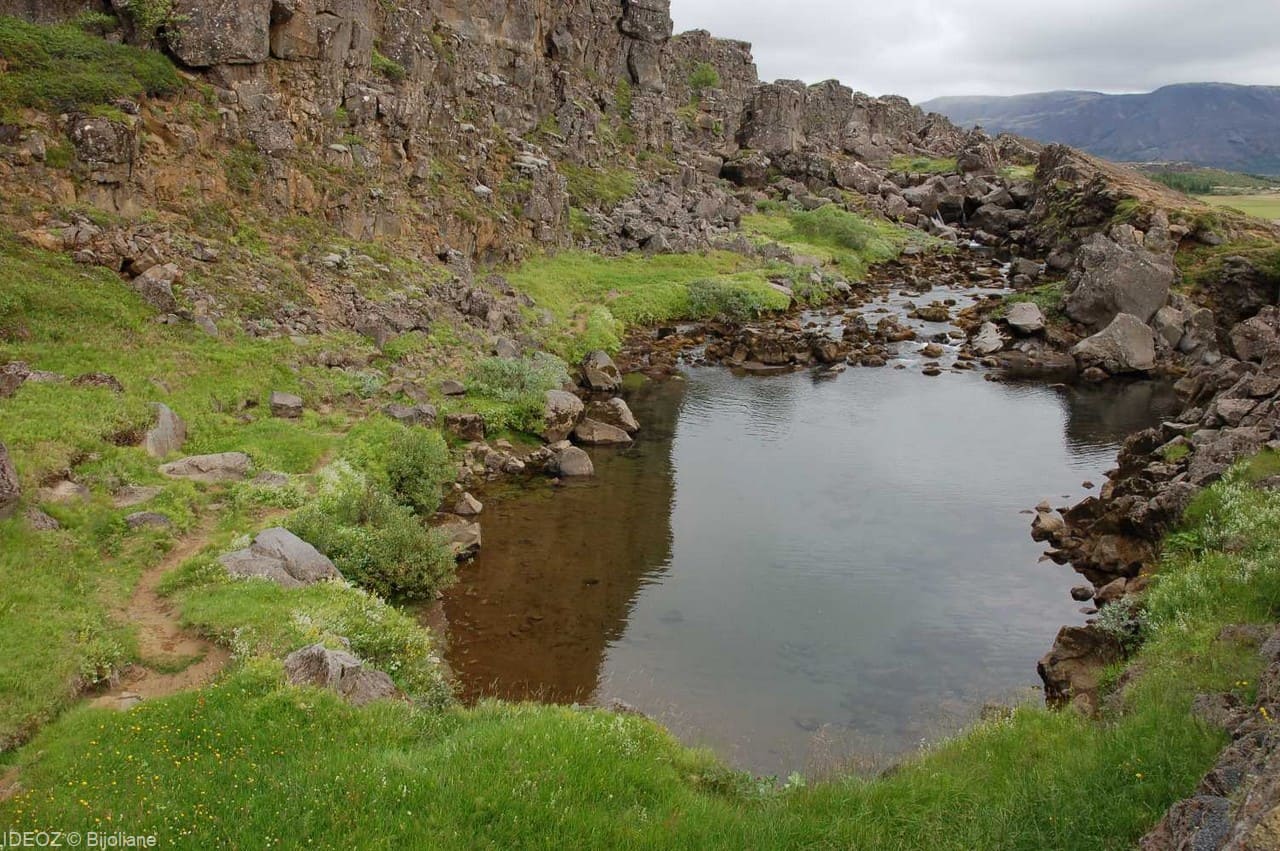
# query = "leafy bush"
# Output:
<box><xmin>1151</xmin><ymin>172</ymin><xmax>1215</xmax><ymax>195</ymax></box>
<box><xmin>371</xmin><ymin>49</ymin><xmax>406</xmax><ymax>82</ymax></box>
<box><xmin>688</xmin><ymin>62</ymin><xmax>721</xmax><ymax>93</ymax></box>
<box><xmin>687</xmin><ymin>278</ymin><xmax>774</xmax><ymax>321</ymax></box>
<box><xmin>288</xmin><ymin>465</ymin><xmax>455</xmax><ymax>600</ymax></box>
<box><xmin>559</xmin><ymin>162</ymin><xmax>637</xmax><ymax>209</ymax></box>
<box><xmin>343</xmin><ymin>419</ymin><xmax>452</xmax><ymax>515</ymax></box>
<box><xmin>466</xmin><ymin>354</ymin><xmax>570</xmax><ymax>432</ymax></box>
<box><xmin>0</xmin><ymin>16</ymin><xmax>181</xmax><ymax>115</ymax></box>
<box><xmin>789</xmin><ymin>205</ymin><xmax>880</xmax><ymax>252</ymax></box>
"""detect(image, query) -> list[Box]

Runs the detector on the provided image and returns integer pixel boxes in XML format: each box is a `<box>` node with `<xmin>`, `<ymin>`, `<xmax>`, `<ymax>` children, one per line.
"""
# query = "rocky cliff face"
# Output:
<box><xmin>0</xmin><ymin>0</ymin><xmax>965</xmax><ymax>263</ymax></box>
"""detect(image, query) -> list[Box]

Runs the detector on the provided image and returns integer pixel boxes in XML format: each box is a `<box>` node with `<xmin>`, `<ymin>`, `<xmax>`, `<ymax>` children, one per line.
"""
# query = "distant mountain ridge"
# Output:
<box><xmin>921</xmin><ymin>83</ymin><xmax>1280</xmax><ymax>175</ymax></box>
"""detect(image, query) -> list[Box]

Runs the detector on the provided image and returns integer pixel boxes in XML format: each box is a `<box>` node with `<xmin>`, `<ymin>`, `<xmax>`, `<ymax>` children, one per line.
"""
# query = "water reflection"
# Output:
<box><xmin>439</xmin><ymin>369</ymin><xmax>1175</xmax><ymax>776</ymax></box>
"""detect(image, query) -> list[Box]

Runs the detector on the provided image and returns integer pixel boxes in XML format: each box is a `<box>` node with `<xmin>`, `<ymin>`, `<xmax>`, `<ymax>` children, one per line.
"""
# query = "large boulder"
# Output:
<box><xmin>551</xmin><ymin>446</ymin><xmax>594</xmax><ymax>477</ymax></box>
<box><xmin>1072</xmin><ymin>313</ymin><xmax>1157</xmax><ymax>374</ymax></box>
<box><xmin>269</xmin><ymin>391</ymin><xmax>304</xmax><ymax>419</ymax></box>
<box><xmin>143</xmin><ymin>403</ymin><xmax>187</xmax><ymax>459</ymax></box>
<box><xmin>436</xmin><ymin>516</ymin><xmax>482</xmax><ymax>559</ymax></box>
<box><xmin>219</xmin><ymin>527</ymin><xmax>340</xmax><ymax>587</ymax></box>
<box><xmin>168</xmin><ymin>0</ymin><xmax>273</xmax><ymax>67</ymax></box>
<box><xmin>543</xmin><ymin>390</ymin><xmax>585</xmax><ymax>443</ymax></box>
<box><xmin>1038</xmin><ymin>625</ymin><xmax>1124</xmax><ymax>712</ymax></box>
<box><xmin>0</xmin><ymin>441</ymin><xmax>18</xmax><ymax>519</ymax></box>
<box><xmin>1063</xmin><ymin>231</ymin><xmax>1176</xmax><ymax>331</ymax></box>
<box><xmin>132</xmin><ymin>263</ymin><xmax>181</xmax><ymax>314</ymax></box>
<box><xmin>581</xmin><ymin>351</ymin><xmax>623</xmax><ymax>392</ymax></box>
<box><xmin>573</xmin><ymin>419</ymin><xmax>633</xmax><ymax>446</ymax></box>
<box><xmin>160</xmin><ymin>452</ymin><xmax>252</xmax><ymax>483</ymax></box>
<box><xmin>1006</xmin><ymin>302</ymin><xmax>1046</xmax><ymax>336</ymax></box>
<box><xmin>283</xmin><ymin>644</ymin><xmax>398</xmax><ymax>706</ymax></box>
<box><xmin>585</xmin><ymin>398</ymin><xmax>640</xmax><ymax>434</ymax></box>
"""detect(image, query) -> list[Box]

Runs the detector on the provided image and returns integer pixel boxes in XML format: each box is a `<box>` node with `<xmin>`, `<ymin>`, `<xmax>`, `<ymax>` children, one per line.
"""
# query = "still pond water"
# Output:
<box><xmin>439</xmin><ymin>366</ymin><xmax>1177</xmax><ymax>776</ymax></box>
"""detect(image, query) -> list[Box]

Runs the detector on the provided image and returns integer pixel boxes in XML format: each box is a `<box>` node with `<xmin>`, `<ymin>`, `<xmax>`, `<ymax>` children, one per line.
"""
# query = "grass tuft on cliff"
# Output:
<box><xmin>0</xmin><ymin>15</ymin><xmax>180</xmax><ymax>118</ymax></box>
<box><xmin>5</xmin><ymin>453</ymin><xmax>1278</xmax><ymax>847</ymax></box>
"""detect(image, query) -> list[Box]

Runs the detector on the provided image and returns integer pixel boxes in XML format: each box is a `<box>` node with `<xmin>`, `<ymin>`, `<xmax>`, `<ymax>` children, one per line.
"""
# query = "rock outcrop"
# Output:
<box><xmin>160</xmin><ymin>452</ymin><xmax>253</xmax><ymax>483</ymax></box>
<box><xmin>1063</xmin><ymin>229</ymin><xmax>1175</xmax><ymax>331</ymax></box>
<box><xmin>283</xmin><ymin>643</ymin><xmax>398</xmax><ymax>706</ymax></box>
<box><xmin>219</xmin><ymin>527</ymin><xmax>341</xmax><ymax>587</ymax></box>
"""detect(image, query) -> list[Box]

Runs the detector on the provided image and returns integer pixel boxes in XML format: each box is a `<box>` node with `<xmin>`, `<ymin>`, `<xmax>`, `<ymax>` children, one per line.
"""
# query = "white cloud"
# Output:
<box><xmin>669</xmin><ymin>0</ymin><xmax>1280</xmax><ymax>102</ymax></box>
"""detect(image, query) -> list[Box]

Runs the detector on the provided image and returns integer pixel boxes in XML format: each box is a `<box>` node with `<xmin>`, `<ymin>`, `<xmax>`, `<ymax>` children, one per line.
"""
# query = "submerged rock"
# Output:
<box><xmin>552</xmin><ymin>446</ymin><xmax>595</xmax><ymax>477</ymax></box>
<box><xmin>573</xmin><ymin>419</ymin><xmax>633</xmax><ymax>446</ymax></box>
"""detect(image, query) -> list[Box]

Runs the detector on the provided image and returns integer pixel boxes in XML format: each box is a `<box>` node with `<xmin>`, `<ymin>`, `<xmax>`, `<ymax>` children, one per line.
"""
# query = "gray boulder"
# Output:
<box><xmin>1006</xmin><ymin>302</ymin><xmax>1046</xmax><ymax>336</ymax></box>
<box><xmin>143</xmin><ymin>403</ymin><xmax>187</xmax><ymax>458</ymax></box>
<box><xmin>219</xmin><ymin>527</ymin><xmax>340</xmax><ymax>587</ymax></box>
<box><xmin>132</xmin><ymin>264</ymin><xmax>182</xmax><ymax>314</ymax></box>
<box><xmin>586</xmin><ymin>398</ymin><xmax>641</xmax><ymax>434</ymax></box>
<box><xmin>445</xmin><ymin>413</ymin><xmax>486</xmax><ymax>442</ymax></box>
<box><xmin>283</xmin><ymin>644</ymin><xmax>398</xmax><ymax>707</ymax></box>
<box><xmin>581</xmin><ymin>351</ymin><xmax>622</xmax><ymax>392</ymax></box>
<box><xmin>441</xmin><ymin>379</ymin><xmax>467</xmax><ymax>397</ymax></box>
<box><xmin>0</xmin><ymin>441</ymin><xmax>18</xmax><ymax>519</ymax></box>
<box><xmin>1064</xmin><ymin>232</ymin><xmax>1175</xmax><ymax>331</ymax></box>
<box><xmin>125</xmin><ymin>512</ymin><xmax>173</xmax><ymax>530</ymax></box>
<box><xmin>1230</xmin><ymin>306</ymin><xmax>1280</xmax><ymax>363</ymax></box>
<box><xmin>1072</xmin><ymin>313</ymin><xmax>1157</xmax><ymax>374</ymax></box>
<box><xmin>160</xmin><ymin>452</ymin><xmax>253</xmax><ymax>483</ymax></box>
<box><xmin>552</xmin><ymin>446</ymin><xmax>595</xmax><ymax>478</ymax></box>
<box><xmin>269</xmin><ymin>391</ymin><xmax>304</xmax><ymax>419</ymax></box>
<box><xmin>382</xmin><ymin>402</ymin><xmax>437</xmax><ymax>427</ymax></box>
<box><xmin>573</xmin><ymin>419</ymin><xmax>633</xmax><ymax>446</ymax></box>
<box><xmin>543</xmin><ymin>390</ymin><xmax>585</xmax><ymax>443</ymax></box>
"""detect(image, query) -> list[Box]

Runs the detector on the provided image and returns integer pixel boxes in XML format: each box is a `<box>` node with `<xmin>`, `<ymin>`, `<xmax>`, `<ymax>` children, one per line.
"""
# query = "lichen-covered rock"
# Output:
<box><xmin>169</xmin><ymin>0</ymin><xmax>273</xmax><ymax>67</ymax></box>
<box><xmin>283</xmin><ymin>644</ymin><xmax>397</xmax><ymax>706</ymax></box>
<box><xmin>1006</xmin><ymin>302</ymin><xmax>1046</xmax><ymax>335</ymax></box>
<box><xmin>543</xmin><ymin>390</ymin><xmax>585</xmax><ymax>443</ymax></box>
<box><xmin>551</xmin><ymin>446</ymin><xmax>594</xmax><ymax>478</ymax></box>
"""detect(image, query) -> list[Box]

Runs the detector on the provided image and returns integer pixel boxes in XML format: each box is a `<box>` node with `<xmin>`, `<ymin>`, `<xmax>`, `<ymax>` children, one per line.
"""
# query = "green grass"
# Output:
<box><xmin>1198</xmin><ymin>194</ymin><xmax>1280</xmax><ymax>222</ymax></box>
<box><xmin>0</xmin><ymin>15</ymin><xmax>180</xmax><ymax>119</ymax></box>
<box><xmin>5</xmin><ymin>452</ymin><xmax>1277</xmax><ymax>847</ymax></box>
<box><xmin>999</xmin><ymin>164</ymin><xmax>1038</xmax><ymax>182</ymax></box>
<box><xmin>505</xmin><ymin>250</ymin><xmax>788</xmax><ymax>359</ymax></box>
<box><xmin>742</xmin><ymin>206</ymin><xmax>929</xmax><ymax>280</ymax></box>
<box><xmin>999</xmin><ymin>281</ymin><xmax>1066</xmax><ymax>320</ymax></box>
<box><xmin>890</xmin><ymin>155</ymin><xmax>959</xmax><ymax>175</ymax></box>
<box><xmin>558</xmin><ymin>162</ymin><xmax>638</xmax><ymax>209</ymax></box>
<box><xmin>1142</xmin><ymin>167</ymin><xmax>1280</xmax><ymax>195</ymax></box>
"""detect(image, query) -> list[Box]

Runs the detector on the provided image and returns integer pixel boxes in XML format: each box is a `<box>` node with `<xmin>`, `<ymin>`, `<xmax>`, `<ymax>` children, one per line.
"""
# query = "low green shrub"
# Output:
<box><xmin>288</xmin><ymin>465</ymin><xmax>455</xmax><ymax>600</ymax></box>
<box><xmin>0</xmin><ymin>16</ymin><xmax>181</xmax><ymax>115</ymax></box>
<box><xmin>466</xmin><ymin>354</ymin><xmax>571</xmax><ymax>433</ymax></box>
<box><xmin>343</xmin><ymin>419</ymin><xmax>453</xmax><ymax>515</ymax></box>
<box><xmin>687</xmin><ymin>278</ymin><xmax>775</xmax><ymax>321</ymax></box>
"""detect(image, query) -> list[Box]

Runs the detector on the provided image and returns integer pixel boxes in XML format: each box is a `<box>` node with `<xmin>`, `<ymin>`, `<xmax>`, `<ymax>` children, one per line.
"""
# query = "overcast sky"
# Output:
<box><xmin>670</xmin><ymin>0</ymin><xmax>1280</xmax><ymax>103</ymax></box>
